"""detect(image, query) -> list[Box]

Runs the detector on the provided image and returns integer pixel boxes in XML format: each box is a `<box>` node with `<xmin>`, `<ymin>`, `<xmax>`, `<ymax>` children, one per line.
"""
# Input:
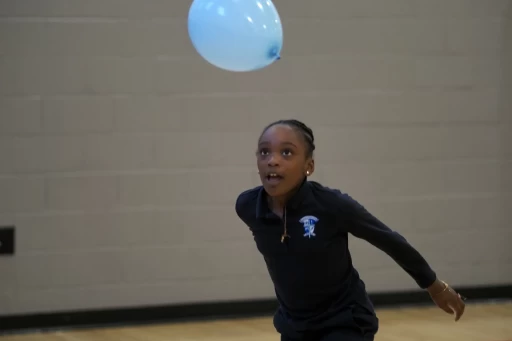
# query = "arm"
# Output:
<box><xmin>336</xmin><ymin>191</ymin><xmax>466</xmax><ymax>321</ymax></box>
<box><xmin>336</xmin><ymin>192</ymin><xmax>437</xmax><ymax>289</ymax></box>
<box><xmin>339</xmin><ymin>192</ymin><xmax>465</xmax><ymax>321</ymax></box>
<box><xmin>234</xmin><ymin>189</ymin><xmax>257</xmax><ymax>227</ymax></box>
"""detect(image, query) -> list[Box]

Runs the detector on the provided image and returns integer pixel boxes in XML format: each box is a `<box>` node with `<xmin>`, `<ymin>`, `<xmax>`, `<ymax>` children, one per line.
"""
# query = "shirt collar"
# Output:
<box><xmin>256</xmin><ymin>178</ymin><xmax>312</xmax><ymax>219</ymax></box>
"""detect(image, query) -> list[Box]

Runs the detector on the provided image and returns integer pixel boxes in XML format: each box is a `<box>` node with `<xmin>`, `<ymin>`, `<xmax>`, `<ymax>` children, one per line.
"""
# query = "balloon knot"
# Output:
<box><xmin>268</xmin><ymin>45</ymin><xmax>281</xmax><ymax>60</ymax></box>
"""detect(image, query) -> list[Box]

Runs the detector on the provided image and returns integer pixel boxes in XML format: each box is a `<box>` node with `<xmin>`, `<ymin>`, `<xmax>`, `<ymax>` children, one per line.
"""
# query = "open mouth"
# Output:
<box><xmin>266</xmin><ymin>173</ymin><xmax>284</xmax><ymax>184</ymax></box>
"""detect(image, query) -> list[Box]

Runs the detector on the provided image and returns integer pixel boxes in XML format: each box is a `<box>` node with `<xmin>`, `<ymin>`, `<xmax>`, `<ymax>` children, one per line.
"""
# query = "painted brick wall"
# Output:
<box><xmin>0</xmin><ymin>0</ymin><xmax>511</xmax><ymax>315</ymax></box>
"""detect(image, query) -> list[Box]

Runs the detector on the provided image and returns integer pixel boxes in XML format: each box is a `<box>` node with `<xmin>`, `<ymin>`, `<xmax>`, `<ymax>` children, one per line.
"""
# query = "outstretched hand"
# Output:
<box><xmin>427</xmin><ymin>279</ymin><xmax>466</xmax><ymax>321</ymax></box>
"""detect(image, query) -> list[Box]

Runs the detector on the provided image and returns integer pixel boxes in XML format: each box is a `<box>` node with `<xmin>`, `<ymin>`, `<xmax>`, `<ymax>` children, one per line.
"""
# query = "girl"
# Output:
<box><xmin>235</xmin><ymin>119</ymin><xmax>466</xmax><ymax>340</ymax></box>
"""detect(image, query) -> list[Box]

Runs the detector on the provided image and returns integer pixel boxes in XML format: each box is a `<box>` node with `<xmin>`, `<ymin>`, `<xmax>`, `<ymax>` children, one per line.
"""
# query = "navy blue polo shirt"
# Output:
<box><xmin>235</xmin><ymin>179</ymin><xmax>437</xmax><ymax>335</ymax></box>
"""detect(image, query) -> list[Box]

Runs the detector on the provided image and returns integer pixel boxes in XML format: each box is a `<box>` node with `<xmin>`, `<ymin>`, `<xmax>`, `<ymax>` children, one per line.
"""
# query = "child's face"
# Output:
<box><xmin>256</xmin><ymin>124</ymin><xmax>312</xmax><ymax>198</ymax></box>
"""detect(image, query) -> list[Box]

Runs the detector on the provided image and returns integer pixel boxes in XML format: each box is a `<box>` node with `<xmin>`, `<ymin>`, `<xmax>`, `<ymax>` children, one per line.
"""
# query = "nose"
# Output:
<box><xmin>267</xmin><ymin>153</ymin><xmax>280</xmax><ymax>167</ymax></box>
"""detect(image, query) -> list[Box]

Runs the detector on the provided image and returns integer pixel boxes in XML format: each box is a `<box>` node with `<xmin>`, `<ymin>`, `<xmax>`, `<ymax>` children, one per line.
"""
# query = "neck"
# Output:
<box><xmin>268</xmin><ymin>195</ymin><xmax>288</xmax><ymax>211</ymax></box>
<box><xmin>267</xmin><ymin>177</ymin><xmax>306</xmax><ymax>211</ymax></box>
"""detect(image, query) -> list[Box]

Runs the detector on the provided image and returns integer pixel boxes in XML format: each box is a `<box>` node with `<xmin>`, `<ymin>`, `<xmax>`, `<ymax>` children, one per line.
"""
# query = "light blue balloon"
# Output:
<box><xmin>187</xmin><ymin>0</ymin><xmax>283</xmax><ymax>72</ymax></box>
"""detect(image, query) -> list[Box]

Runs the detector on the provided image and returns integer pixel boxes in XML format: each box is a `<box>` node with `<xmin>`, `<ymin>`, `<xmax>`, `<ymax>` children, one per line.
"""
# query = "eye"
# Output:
<box><xmin>282</xmin><ymin>149</ymin><xmax>293</xmax><ymax>156</ymax></box>
<box><xmin>258</xmin><ymin>148</ymin><xmax>270</xmax><ymax>156</ymax></box>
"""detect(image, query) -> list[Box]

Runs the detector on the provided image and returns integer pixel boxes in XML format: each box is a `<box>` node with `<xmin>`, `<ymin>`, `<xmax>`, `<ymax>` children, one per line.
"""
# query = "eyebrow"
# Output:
<box><xmin>258</xmin><ymin>141</ymin><xmax>298</xmax><ymax>148</ymax></box>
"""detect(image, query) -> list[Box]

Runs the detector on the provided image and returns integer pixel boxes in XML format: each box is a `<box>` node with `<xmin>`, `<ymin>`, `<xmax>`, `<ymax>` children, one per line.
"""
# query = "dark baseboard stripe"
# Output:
<box><xmin>1</xmin><ymin>284</ymin><xmax>510</xmax><ymax>334</ymax></box>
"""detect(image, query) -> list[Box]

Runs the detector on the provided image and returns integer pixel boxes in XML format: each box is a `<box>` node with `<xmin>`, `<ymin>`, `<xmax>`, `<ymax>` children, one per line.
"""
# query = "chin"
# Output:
<box><xmin>263</xmin><ymin>187</ymin><xmax>280</xmax><ymax>197</ymax></box>
<box><xmin>261</xmin><ymin>183</ymin><xmax>289</xmax><ymax>198</ymax></box>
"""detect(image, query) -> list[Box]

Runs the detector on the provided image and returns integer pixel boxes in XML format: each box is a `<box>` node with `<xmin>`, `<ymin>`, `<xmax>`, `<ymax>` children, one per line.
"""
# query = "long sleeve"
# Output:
<box><xmin>337</xmin><ymin>192</ymin><xmax>437</xmax><ymax>289</ymax></box>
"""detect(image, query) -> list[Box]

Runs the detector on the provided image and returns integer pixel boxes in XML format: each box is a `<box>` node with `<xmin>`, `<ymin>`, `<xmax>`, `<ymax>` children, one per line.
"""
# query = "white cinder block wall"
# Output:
<box><xmin>0</xmin><ymin>0</ymin><xmax>511</xmax><ymax>315</ymax></box>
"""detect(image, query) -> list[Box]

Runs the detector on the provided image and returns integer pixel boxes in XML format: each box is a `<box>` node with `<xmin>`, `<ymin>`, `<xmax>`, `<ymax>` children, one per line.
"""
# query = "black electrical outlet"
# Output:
<box><xmin>0</xmin><ymin>226</ymin><xmax>15</xmax><ymax>255</ymax></box>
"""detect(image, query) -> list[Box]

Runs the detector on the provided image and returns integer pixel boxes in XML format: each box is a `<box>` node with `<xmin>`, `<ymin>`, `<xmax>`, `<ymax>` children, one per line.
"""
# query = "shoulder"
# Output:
<box><xmin>307</xmin><ymin>181</ymin><xmax>363</xmax><ymax>214</ymax></box>
<box><xmin>235</xmin><ymin>186</ymin><xmax>261</xmax><ymax>219</ymax></box>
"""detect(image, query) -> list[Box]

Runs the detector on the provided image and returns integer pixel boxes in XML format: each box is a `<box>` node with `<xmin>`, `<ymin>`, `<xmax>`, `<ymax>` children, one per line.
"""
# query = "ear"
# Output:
<box><xmin>305</xmin><ymin>159</ymin><xmax>315</xmax><ymax>176</ymax></box>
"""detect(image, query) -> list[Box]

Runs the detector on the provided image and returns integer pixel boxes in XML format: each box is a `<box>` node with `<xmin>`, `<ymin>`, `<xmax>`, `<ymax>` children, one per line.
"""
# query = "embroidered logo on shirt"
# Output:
<box><xmin>299</xmin><ymin>215</ymin><xmax>319</xmax><ymax>238</ymax></box>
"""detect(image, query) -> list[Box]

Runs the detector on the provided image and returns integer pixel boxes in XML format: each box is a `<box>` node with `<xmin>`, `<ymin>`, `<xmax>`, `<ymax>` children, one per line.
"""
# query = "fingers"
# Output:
<box><xmin>441</xmin><ymin>304</ymin><xmax>455</xmax><ymax>315</ymax></box>
<box><xmin>431</xmin><ymin>281</ymin><xmax>467</xmax><ymax>322</ymax></box>
<box><xmin>452</xmin><ymin>290</ymin><xmax>466</xmax><ymax>321</ymax></box>
<box><xmin>448</xmin><ymin>294</ymin><xmax>466</xmax><ymax>321</ymax></box>
<box><xmin>454</xmin><ymin>303</ymin><xmax>464</xmax><ymax>321</ymax></box>
<box><xmin>451</xmin><ymin>303</ymin><xmax>461</xmax><ymax>321</ymax></box>
<box><xmin>447</xmin><ymin>300</ymin><xmax>464</xmax><ymax>321</ymax></box>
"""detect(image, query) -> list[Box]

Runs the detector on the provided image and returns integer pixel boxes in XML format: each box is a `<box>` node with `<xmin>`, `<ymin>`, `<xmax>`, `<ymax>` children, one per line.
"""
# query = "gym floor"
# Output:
<box><xmin>0</xmin><ymin>301</ymin><xmax>510</xmax><ymax>341</ymax></box>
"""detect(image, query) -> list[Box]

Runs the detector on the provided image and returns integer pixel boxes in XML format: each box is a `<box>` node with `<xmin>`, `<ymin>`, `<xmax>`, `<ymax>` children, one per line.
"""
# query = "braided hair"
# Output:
<box><xmin>259</xmin><ymin>119</ymin><xmax>316</xmax><ymax>158</ymax></box>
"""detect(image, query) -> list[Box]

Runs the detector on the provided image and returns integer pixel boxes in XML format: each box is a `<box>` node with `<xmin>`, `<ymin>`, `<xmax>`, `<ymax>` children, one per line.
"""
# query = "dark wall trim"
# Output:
<box><xmin>1</xmin><ymin>284</ymin><xmax>511</xmax><ymax>334</ymax></box>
